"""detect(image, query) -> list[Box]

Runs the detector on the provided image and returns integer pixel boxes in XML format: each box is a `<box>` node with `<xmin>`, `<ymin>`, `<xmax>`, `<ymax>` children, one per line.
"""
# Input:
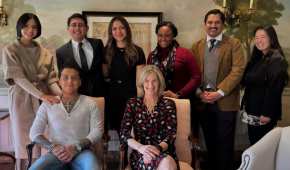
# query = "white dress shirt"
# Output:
<box><xmin>71</xmin><ymin>39</ymin><xmax>94</xmax><ymax>69</ymax></box>
<box><xmin>206</xmin><ymin>33</ymin><xmax>223</xmax><ymax>48</ymax></box>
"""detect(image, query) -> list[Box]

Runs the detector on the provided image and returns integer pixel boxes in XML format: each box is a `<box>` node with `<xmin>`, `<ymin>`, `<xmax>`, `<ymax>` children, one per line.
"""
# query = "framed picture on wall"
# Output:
<box><xmin>82</xmin><ymin>11</ymin><xmax>163</xmax><ymax>58</ymax></box>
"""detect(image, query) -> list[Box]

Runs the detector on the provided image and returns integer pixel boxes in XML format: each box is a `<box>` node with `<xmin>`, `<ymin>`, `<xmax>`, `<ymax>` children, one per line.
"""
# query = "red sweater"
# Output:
<box><xmin>147</xmin><ymin>47</ymin><xmax>201</xmax><ymax>98</ymax></box>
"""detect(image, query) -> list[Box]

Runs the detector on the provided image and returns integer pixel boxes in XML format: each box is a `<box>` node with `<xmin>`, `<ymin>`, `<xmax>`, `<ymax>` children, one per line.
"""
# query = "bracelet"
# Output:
<box><xmin>154</xmin><ymin>144</ymin><xmax>163</xmax><ymax>152</ymax></box>
<box><xmin>176</xmin><ymin>92</ymin><xmax>181</xmax><ymax>98</ymax></box>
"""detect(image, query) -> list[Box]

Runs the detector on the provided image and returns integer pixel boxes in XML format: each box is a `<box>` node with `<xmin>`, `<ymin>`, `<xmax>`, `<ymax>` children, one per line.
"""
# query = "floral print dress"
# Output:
<box><xmin>120</xmin><ymin>96</ymin><xmax>178</xmax><ymax>170</ymax></box>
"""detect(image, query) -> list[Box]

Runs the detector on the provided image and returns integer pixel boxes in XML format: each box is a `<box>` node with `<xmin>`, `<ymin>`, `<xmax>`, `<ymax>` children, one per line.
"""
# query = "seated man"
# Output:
<box><xmin>29</xmin><ymin>65</ymin><xmax>104</xmax><ymax>170</ymax></box>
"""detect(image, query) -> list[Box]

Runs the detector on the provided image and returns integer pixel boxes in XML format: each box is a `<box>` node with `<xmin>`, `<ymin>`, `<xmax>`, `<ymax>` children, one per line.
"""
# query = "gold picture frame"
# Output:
<box><xmin>82</xmin><ymin>11</ymin><xmax>163</xmax><ymax>58</ymax></box>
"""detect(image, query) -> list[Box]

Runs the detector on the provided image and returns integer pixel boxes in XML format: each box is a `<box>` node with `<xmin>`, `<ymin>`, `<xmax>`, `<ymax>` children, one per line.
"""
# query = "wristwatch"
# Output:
<box><xmin>75</xmin><ymin>143</ymin><xmax>82</xmax><ymax>152</ymax></box>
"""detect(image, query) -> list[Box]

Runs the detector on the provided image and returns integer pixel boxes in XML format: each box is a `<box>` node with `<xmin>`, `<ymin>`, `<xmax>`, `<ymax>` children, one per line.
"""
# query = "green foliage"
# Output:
<box><xmin>214</xmin><ymin>0</ymin><xmax>285</xmax><ymax>58</ymax></box>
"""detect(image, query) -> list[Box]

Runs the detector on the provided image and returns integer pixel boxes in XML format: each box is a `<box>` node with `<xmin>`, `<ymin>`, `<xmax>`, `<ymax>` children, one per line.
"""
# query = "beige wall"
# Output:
<box><xmin>29</xmin><ymin>0</ymin><xmax>216</xmax><ymax>48</ymax></box>
<box><xmin>0</xmin><ymin>0</ymin><xmax>216</xmax><ymax>48</ymax></box>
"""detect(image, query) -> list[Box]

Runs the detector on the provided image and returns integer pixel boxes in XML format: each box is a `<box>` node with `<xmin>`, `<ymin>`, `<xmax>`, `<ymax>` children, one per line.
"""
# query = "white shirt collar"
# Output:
<box><xmin>71</xmin><ymin>38</ymin><xmax>88</xmax><ymax>48</ymax></box>
<box><xmin>206</xmin><ymin>33</ymin><xmax>223</xmax><ymax>42</ymax></box>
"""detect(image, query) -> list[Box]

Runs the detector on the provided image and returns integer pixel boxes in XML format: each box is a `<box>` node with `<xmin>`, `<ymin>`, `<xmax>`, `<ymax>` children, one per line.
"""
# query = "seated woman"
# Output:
<box><xmin>29</xmin><ymin>65</ymin><xmax>104</xmax><ymax>170</ymax></box>
<box><xmin>120</xmin><ymin>65</ymin><xmax>178</xmax><ymax>170</ymax></box>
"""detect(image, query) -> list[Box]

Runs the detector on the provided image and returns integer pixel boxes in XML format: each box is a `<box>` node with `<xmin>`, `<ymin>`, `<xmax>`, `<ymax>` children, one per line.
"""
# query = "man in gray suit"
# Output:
<box><xmin>56</xmin><ymin>13</ymin><xmax>105</xmax><ymax>97</ymax></box>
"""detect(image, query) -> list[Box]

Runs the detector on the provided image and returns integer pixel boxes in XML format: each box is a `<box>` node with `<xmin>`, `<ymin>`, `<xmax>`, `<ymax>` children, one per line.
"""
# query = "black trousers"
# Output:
<box><xmin>248</xmin><ymin>120</ymin><xmax>277</xmax><ymax>145</ymax></box>
<box><xmin>200</xmin><ymin>103</ymin><xmax>237</xmax><ymax>170</ymax></box>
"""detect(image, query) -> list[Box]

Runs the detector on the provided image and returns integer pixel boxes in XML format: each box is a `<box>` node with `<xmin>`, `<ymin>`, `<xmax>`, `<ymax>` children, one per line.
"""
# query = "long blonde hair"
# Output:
<box><xmin>137</xmin><ymin>65</ymin><xmax>166</xmax><ymax>97</ymax></box>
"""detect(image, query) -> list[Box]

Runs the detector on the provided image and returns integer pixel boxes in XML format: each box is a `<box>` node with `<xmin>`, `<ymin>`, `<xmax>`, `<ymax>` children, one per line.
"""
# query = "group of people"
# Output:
<box><xmin>1</xmin><ymin>8</ymin><xmax>288</xmax><ymax>170</ymax></box>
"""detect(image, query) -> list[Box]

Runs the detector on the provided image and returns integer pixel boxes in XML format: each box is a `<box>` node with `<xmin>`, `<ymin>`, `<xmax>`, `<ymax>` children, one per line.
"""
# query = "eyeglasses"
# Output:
<box><xmin>69</xmin><ymin>23</ymin><xmax>86</xmax><ymax>28</ymax></box>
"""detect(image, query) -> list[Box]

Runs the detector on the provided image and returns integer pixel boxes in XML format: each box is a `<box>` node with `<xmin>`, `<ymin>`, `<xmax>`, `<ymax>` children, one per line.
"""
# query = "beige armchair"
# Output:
<box><xmin>26</xmin><ymin>97</ymin><xmax>105</xmax><ymax>170</ymax></box>
<box><xmin>119</xmin><ymin>98</ymin><xmax>200</xmax><ymax>170</ymax></box>
<box><xmin>238</xmin><ymin>126</ymin><xmax>290</xmax><ymax>170</ymax></box>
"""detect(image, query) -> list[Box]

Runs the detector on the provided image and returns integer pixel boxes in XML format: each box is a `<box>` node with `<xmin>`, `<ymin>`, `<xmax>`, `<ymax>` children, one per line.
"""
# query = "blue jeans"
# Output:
<box><xmin>29</xmin><ymin>150</ymin><xmax>100</xmax><ymax>170</ymax></box>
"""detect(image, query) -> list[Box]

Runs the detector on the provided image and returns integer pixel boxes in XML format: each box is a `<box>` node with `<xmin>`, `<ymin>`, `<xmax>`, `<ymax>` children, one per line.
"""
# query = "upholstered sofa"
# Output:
<box><xmin>238</xmin><ymin>126</ymin><xmax>290</xmax><ymax>170</ymax></box>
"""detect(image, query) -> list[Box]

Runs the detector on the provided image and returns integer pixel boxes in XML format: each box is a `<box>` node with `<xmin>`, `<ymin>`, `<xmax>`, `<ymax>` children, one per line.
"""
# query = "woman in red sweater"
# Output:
<box><xmin>147</xmin><ymin>21</ymin><xmax>201</xmax><ymax>137</ymax></box>
<box><xmin>147</xmin><ymin>21</ymin><xmax>201</xmax><ymax>99</ymax></box>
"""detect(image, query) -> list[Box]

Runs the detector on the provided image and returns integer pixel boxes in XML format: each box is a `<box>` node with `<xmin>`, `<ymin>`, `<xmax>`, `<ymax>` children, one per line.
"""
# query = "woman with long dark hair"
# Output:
<box><xmin>103</xmin><ymin>16</ymin><xmax>146</xmax><ymax>132</ymax></box>
<box><xmin>242</xmin><ymin>25</ymin><xmax>289</xmax><ymax>145</ymax></box>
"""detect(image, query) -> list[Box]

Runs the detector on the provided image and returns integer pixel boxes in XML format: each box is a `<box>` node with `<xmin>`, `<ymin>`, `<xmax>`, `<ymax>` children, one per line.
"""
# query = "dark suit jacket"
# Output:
<box><xmin>192</xmin><ymin>35</ymin><xmax>247</xmax><ymax>111</ymax></box>
<box><xmin>56</xmin><ymin>38</ymin><xmax>106</xmax><ymax>97</ymax></box>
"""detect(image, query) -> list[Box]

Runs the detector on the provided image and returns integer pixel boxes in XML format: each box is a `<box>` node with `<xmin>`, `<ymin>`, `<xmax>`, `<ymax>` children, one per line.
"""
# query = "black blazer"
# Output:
<box><xmin>56</xmin><ymin>38</ymin><xmax>106</xmax><ymax>97</ymax></box>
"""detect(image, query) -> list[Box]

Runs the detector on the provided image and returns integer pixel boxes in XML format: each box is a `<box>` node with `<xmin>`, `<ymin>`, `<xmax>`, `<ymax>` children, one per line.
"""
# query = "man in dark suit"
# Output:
<box><xmin>56</xmin><ymin>13</ymin><xmax>105</xmax><ymax>97</ymax></box>
<box><xmin>192</xmin><ymin>9</ymin><xmax>246</xmax><ymax>170</ymax></box>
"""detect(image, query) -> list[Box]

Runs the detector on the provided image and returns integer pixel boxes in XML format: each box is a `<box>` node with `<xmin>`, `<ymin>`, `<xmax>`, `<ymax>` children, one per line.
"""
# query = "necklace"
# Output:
<box><xmin>146</xmin><ymin>104</ymin><xmax>156</xmax><ymax>114</ymax></box>
<box><xmin>143</xmin><ymin>97</ymin><xmax>158</xmax><ymax>114</ymax></box>
<box><xmin>61</xmin><ymin>95</ymin><xmax>79</xmax><ymax>114</ymax></box>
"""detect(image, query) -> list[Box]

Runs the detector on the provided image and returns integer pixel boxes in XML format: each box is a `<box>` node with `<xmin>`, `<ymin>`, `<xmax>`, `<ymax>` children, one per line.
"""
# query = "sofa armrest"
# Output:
<box><xmin>276</xmin><ymin>126</ymin><xmax>290</xmax><ymax>170</ymax></box>
<box><xmin>238</xmin><ymin>127</ymin><xmax>282</xmax><ymax>170</ymax></box>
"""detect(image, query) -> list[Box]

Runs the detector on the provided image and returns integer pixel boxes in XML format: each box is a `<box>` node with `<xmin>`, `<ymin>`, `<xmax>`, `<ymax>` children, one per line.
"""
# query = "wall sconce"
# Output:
<box><xmin>0</xmin><ymin>0</ymin><xmax>8</xmax><ymax>26</ymax></box>
<box><xmin>222</xmin><ymin>0</ymin><xmax>256</xmax><ymax>27</ymax></box>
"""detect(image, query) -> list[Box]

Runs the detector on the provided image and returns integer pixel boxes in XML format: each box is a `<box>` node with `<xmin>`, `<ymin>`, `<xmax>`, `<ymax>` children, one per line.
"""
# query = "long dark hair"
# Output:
<box><xmin>250</xmin><ymin>25</ymin><xmax>288</xmax><ymax>85</ymax></box>
<box><xmin>251</xmin><ymin>25</ymin><xmax>285</xmax><ymax>62</ymax></box>
<box><xmin>105</xmin><ymin>16</ymin><xmax>139</xmax><ymax>68</ymax></box>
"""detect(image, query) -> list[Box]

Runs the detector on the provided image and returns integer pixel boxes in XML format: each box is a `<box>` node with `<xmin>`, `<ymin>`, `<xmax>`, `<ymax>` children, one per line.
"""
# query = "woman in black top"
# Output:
<box><xmin>242</xmin><ymin>25</ymin><xmax>289</xmax><ymax>145</ymax></box>
<box><xmin>103</xmin><ymin>16</ymin><xmax>146</xmax><ymax>132</ymax></box>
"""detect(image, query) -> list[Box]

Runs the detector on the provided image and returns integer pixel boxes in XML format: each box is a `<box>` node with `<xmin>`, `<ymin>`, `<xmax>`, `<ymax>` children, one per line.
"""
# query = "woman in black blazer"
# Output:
<box><xmin>242</xmin><ymin>25</ymin><xmax>289</xmax><ymax>145</ymax></box>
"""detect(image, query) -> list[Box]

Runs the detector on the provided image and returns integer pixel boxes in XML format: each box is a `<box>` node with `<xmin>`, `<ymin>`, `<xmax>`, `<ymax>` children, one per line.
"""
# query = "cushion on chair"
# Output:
<box><xmin>275</xmin><ymin>126</ymin><xmax>290</xmax><ymax>170</ymax></box>
<box><xmin>169</xmin><ymin>98</ymin><xmax>192</xmax><ymax>165</ymax></box>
